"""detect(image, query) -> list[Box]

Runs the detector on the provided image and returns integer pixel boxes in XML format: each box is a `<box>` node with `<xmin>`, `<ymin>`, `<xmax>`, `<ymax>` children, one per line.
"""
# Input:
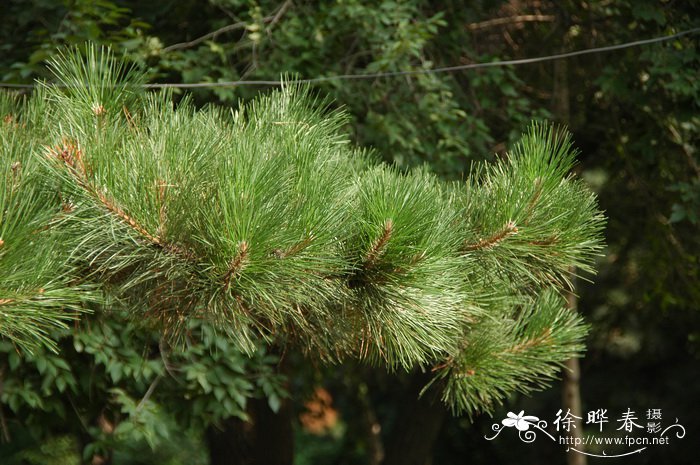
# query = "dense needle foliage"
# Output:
<box><xmin>0</xmin><ymin>90</ymin><xmax>93</xmax><ymax>353</ymax></box>
<box><xmin>1</xmin><ymin>46</ymin><xmax>604</xmax><ymax>416</ymax></box>
<box><xmin>1</xmin><ymin>2</ymin><xmax>697</xmax><ymax>463</ymax></box>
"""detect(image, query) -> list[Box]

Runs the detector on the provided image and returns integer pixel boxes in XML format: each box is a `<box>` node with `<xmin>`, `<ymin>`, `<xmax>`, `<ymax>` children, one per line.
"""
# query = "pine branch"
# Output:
<box><xmin>1</xmin><ymin>91</ymin><xmax>93</xmax><ymax>353</ymax></box>
<box><xmin>428</xmin><ymin>289</ymin><xmax>589</xmax><ymax>415</ymax></box>
<box><xmin>508</xmin><ymin>327</ymin><xmax>552</xmax><ymax>353</ymax></box>
<box><xmin>1</xmin><ymin>48</ymin><xmax>606</xmax><ymax>408</ymax></box>
<box><xmin>463</xmin><ymin>220</ymin><xmax>518</xmax><ymax>251</ymax></box>
<box><xmin>46</xmin><ymin>140</ymin><xmax>192</xmax><ymax>259</ymax></box>
<box><xmin>223</xmin><ymin>241</ymin><xmax>249</xmax><ymax>290</ymax></box>
<box><xmin>528</xmin><ymin>235</ymin><xmax>559</xmax><ymax>246</ymax></box>
<box><xmin>523</xmin><ymin>177</ymin><xmax>543</xmax><ymax>225</ymax></box>
<box><xmin>365</xmin><ymin>219</ymin><xmax>393</xmax><ymax>266</ymax></box>
<box><xmin>155</xmin><ymin>179</ymin><xmax>169</xmax><ymax>237</ymax></box>
<box><xmin>274</xmin><ymin>234</ymin><xmax>315</xmax><ymax>259</ymax></box>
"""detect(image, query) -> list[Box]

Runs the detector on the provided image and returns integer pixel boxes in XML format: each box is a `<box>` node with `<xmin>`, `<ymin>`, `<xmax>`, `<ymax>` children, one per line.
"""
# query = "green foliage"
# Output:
<box><xmin>8</xmin><ymin>0</ymin><xmax>697</xmax><ymax>462</ymax></box>
<box><xmin>0</xmin><ymin>0</ymin><xmax>550</xmax><ymax>178</ymax></box>
<box><xmin>0</xmin><ymin>0</ymin><xmax>146</xmax><ymax>82</ymax></box>
<box><xmin>457</xmin><ymin>125</ymin><xmax>605</xmax><ymax>289</ymax></box>
<box><xmin>0</xmin><ymin>311</ymin><xmax>284</xmax><ymax>463</ymax></box>
<box><xmin>0</xmin><ymin>91</ymin><xmax>93</xmax><ymax>353</ymax></box>
<box><xmin>245</xmin><ymin>1</ymin><xmax>551</xmax><ymax>175</ymax></box>
<box><xmin>11</xmin><ymin>435</ymin><xmax>80</xmax><ymax>465</ymax></box>
<box><xmin>431</xmin><ymin>289</ymin><xmax>588</xmax><ymax>415</ymax></box>
<box><xmin>426</xmin><ymin>124</ymin><xmax>603</xmax><ymax>413</ymax></box>
<box><xmin>1</xmin><ymin>46</ymin><xmax>603</xmax><ymax>420</ymax></box>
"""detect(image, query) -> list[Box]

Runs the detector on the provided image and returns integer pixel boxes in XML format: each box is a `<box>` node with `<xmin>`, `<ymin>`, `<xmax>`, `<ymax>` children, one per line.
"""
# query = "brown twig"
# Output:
<box><xmin>158</xmin><ymin>338</ymin><xmax>182</xmax><ymax>382</ymax></box>
<box><xmin>123</xmin><ymin>105</ymin><xmax>136</xmax><ymax>129</ymax></box>
<box><xmin>276</xmin><ymin>234</ymin><xmax>315</xmax><ymax>259</ymax></box>
<box><xmin>668</xmin><ymin>124</ymin><xmax>700</xmax><ymax>178</ymax></box>
<box><xmin>529</xmin><ymin>235</ymin><xmax>559</xmax><ymax>246</ymax></box>
<box><xmin>464</xmin><ymin>221</ymin><xmax>518</xmax><ymax>251</ymax></box>
<box><xmin>503</xmin><ymin>29</ymin><xmax>518</xmax><ymax>50</ymax></box>
<box><xmin>267</xmin><ymin>0</ymin><xmax>293</xmax><ymax>31</ymax></box>
<box><xmin>431</xmin><ymin>355</ymin><xmax>454</xmax><ymax>372</ymax></box>
<box><xmin>365</xmin><ymin>220</ymin><xmax>393</xmax><ymax>266</ymax></box>
<box><xmin>135</xmin><ymin>375</ymin><xmax>163</xmax><ymax>413</ymax></box>
<box><xmin>163</xmin><ymin>21</ymin><xmax>251</xmax><ymax>53</ymax></box>
<box><xmin>508</xmin><ymin>328</ymin><xmax>552</xmax><ymax>354</ymax></box>
<box><xmin>47</xmin><ymin>141</ymin><xmax>193</xmax><ymax>259</ymax></box>
<box><xmin>524</xmin><ymin>177</ymin><xmax>543</xmax><ymax>225</ymax></box>
<box><xmin>162</xmin><ymin>0</ymin><xmax>292</xmax><ymax>53</ymax></box>
<box><xmin>223</xmin><ymin>241</ymin><xmax>249</xmax><ymax>290</ymax></box>
<box><xmin>467</xmin><ymin>14</ymin><xmax>555</xmax><ymax>31</ymax></box>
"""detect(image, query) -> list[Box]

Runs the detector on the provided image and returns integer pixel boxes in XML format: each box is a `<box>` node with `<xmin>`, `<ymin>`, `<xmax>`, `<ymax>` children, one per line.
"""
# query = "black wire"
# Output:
<box><xmin>1</xmin><ymin>28</ymin><xmax>698</xmax><ymax>89</ymax></box>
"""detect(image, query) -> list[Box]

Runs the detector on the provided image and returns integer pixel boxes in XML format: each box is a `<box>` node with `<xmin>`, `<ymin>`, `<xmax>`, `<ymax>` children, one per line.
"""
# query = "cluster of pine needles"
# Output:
<box><xmin>0</xmin><ymin>45</ymin><xmax>605</xmax><ymax>414</ymax></box>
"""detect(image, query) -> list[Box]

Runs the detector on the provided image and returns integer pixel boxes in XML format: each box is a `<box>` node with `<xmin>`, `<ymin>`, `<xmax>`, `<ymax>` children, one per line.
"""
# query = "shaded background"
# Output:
<box><xmin>0</xmin><ymin>1</ymin><xmax>698</xmax><ymax>464</ymax></box>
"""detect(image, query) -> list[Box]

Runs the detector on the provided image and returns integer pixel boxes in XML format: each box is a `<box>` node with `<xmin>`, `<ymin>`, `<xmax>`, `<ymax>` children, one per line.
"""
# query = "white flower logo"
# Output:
<box><xmin>502</xmin><ymin>411</ymin><xmax>540</xmax><ymax>431</ymax></box>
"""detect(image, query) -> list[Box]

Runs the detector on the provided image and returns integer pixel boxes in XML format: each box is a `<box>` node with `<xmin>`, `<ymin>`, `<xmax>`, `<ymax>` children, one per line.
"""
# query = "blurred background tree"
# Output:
<box><xmin>1</xmin><ymin>0</ymin><xmax>698</xmax><ymax>464</ymax></box>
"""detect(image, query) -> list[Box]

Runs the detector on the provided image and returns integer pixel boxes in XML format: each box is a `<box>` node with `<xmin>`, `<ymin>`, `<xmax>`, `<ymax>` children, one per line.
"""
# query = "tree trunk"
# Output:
<box><xmin>382</xmin><ymin>373</ymin><xmax>446</xmax><ymax>465</ymax></box>
<box><xmin>562</xmin><ymin>271</ymin><xmax>586</xmax><ymax>465</ymax></box>
<box><xmin>554</xmin><ymin>56</ymin><xmax>587</xmax><ymax>465</ymax></box>
<box><xmin>207</xmin><ymin>396</ymin><xmax>295</xmax><ymax>465</ymax></box>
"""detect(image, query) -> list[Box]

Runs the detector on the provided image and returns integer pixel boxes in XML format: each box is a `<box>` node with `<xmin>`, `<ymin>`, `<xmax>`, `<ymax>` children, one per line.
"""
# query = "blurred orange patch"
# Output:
<box><xmin>299</xmin><ymin>387</ymin><xmax>339</xmax><ymax>435</ymax></box>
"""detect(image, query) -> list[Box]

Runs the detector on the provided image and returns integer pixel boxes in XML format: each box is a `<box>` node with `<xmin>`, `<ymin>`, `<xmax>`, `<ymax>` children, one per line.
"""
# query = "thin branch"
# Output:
<box><xmin>163</xmin><ymin>20</ymin><xmax>250</xmax><ymax>53</ymax></box>
<box><xmin>467</xmin><ymin>14</ymin><xmax>555</xmax><ymax>31</ymax></box>
<box><xmin>223</xmin><ymin>241</ymin><xmax>249</xmax><ymax>290</ymax></box>
<box><xmin>162</xmin><ymin>0</ymin><xmax>292</xmax><ymax>53</ymax></box>
<box><xmin>159</xmin><ymin>338</ymin><xmax>183</xmax><ymax>383</ymax></box>
<box><xmin>48</xmin><ymin>142</ymin><xmax>150</xmax><ymax>242</ymax></box>
<box><xmin>135</xmin><ymin>375</ymin><xmax>163</xmax><ymax>413</ymax></box>
<box><xmin>656</xmin><ymin>214</ymin><xmax>688</xmax><ymax>257</ymax></box>
<box><xmin>524</xmin><ymin>177</ymin><xmax>543</xmax><ymax>225</ymax></box>
<box><xmin>528</xmin><ymin>235</ymin><xmax>559</xmax><ymax>246</ymax></box>
<box><xmin>47</xmin><ymin>141</ymin><xmax>193</xmax><ymax>259</ymax></box>
<box><xmin>668</xmin><ymin>124</ymin><xmax>700</xmax><ymax>178</ymax></box>
<box><xmin>275</xmin><ymin>233</ymin><xmax>314</xmax><ymax>259</ymax></box>
<box><xmin>503</xmin><ymin>29</ymin><xmax>518</xmax><ymax>50</ymax></box>
<box><xmin>3</xmin><ymin>29</ymin><xmax>699</xmax><ymax>90</ymax></box>
<box><xmin>508</xmin><ymin>328</ymin><xmax>552</xmax><ymax>354</ymax></box>
<box><xmin>431</xmin><ymin>355</ymin><xmax>454</xmax><ymax>372</ymax></box>
<box><xmin>66</xmin><ymin>394</ymin><xmax>90</xmax><ymax>433</ymax></box>
<box><xmin>464</xmin><ymin>221</ymin><xmax>518</xmax><ymax>251</ymax></box>
<box><xmin>123</xmin><ymin>105</ymin><xmax>136</xmax><ymax>129</ymax></box>
<box><xmin>267</xmin><ymin>0</ymin><xmax>293</xmax><ymax>31</ymax></box>
<box><xmin>365</xmin><ymin>219</ymin><xmax>393</xmax><ymax>266</ymax></box>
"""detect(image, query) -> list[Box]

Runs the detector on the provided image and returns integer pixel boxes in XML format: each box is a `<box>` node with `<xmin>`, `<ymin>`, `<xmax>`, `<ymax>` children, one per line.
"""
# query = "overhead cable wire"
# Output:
<box><xmin>1</xmin><ymin>27</ymin><xmax>698</xmax><ymax>90</ymax></box>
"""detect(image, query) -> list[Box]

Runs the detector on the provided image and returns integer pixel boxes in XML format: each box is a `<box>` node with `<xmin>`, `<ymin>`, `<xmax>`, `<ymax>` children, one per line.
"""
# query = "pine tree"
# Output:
<box><xmin>0</xmin><ymin>45</ymin><xmax>604</xmax><ymax>416</ymax></box>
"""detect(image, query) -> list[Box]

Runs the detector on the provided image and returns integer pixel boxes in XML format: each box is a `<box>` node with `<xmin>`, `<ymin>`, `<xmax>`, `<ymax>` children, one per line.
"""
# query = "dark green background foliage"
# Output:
<box><xmin>1</xmin><ymin>1</ymin><xmax>698</xmax><ymax>464</ymax></box>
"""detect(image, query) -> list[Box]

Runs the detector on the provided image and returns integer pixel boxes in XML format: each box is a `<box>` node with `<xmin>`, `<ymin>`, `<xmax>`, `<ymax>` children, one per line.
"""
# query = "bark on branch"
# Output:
<box><xmin>463</xmin><ymin>221</ymin><xmax>518</xmax><ymax>251</ymax></box>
